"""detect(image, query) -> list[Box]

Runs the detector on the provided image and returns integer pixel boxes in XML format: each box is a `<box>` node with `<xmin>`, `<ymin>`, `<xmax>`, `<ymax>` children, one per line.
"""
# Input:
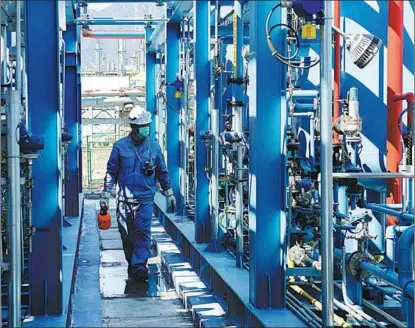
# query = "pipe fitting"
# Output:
<box><xmin>347</xmin><ymin>251</ymin><xmax>376</xmax><ymax>279</ymax></box>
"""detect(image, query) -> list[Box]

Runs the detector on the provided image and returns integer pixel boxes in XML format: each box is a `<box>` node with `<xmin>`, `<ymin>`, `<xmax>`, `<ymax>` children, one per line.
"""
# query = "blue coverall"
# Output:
<box><xmin>104</xmin><ymin>135</ymin><xmax>171</xmax><ymax>273</ymax></box>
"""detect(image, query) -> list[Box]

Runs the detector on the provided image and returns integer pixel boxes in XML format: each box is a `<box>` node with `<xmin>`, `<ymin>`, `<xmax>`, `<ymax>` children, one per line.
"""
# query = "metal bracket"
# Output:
<box><xmin>227</xmin><ymin>76</ymin><xmax>249</xmax><ymax>86</ymax></box>
<box><xmin>227</xmin><ymin>100</ymin><xmax>246</xmax><ymax>108</ymax></box>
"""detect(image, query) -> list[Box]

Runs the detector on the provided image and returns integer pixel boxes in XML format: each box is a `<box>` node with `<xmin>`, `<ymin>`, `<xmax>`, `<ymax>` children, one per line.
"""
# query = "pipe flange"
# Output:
<box><xmin>347</xmin><ymin>251</ymin><xmax>375</xmax><ymax>279</ymax></box>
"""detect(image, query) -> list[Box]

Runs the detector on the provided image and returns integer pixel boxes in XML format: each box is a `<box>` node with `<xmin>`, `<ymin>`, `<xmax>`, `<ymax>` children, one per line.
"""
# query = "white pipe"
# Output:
<box><xmin>234</xmin><ymin>0</ymin><xmax>244</xmax><ymax>268</ymax></box>
<box><xmin>15</xmin><ymin>0</ymin><xmax>21</xmax><ymax>91</ymax></box>
<box><xmin>0</xmin><ymin>3</ymin><xmax>3</xmax><ymax>326</ymax></box>
<box><xmin>333</xmin><ymin>282</ymin><xmax>407</xmax><ymax>327</ymax></box>
<box><xmin>7</xmin><ymin>90</ymin><xmax>22</xmax><ymax>328</ymax></box>
<box><xmin>320</xmin><ymin>1</ymin><xmax>334</xmax><ymax>326</ymax></box>
<box><xmin>211</xmin><ymin>108</ymin><xmax>219</xmax><ymax>241</ymax></box>
<box><xmin>332</xmin><ymin>172</ymin><xmax>414</xmax><ymax>179</ymax></box>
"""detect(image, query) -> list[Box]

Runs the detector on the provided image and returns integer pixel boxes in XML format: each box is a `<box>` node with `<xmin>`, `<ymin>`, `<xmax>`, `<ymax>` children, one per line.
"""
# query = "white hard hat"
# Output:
<box><xmin>128</xmin><ymin>106</ymin><xmax>152</xmax><ymax>125</ymax></box>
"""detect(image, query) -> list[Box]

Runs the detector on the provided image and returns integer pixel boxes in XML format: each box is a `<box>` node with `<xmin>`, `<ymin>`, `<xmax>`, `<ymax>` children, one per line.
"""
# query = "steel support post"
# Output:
<box><xmin>248</xmin><ymin>1</ymin><xmax>287</xmax><ymax>308</ymax></box>
<box><xmin>320</xmin><ymin>1</ymin><xmax>334</xmax><ymax>326</ymax></box>
<box><xmin>7</xmin><ymin>91</ymin><xmax>22</xmax><ymax>328</ymax></box>
<box><xmin>63</xmin><ymin>23</ymin><xmax>80</xmax><ymax>217</ymax></box>
<box><xmin>145</xmin><ymin>27</ymin><xmax>157</xmax><ymax>139</ymax></box>
<box><xmin>166</xmin><ymin>22</ymin><xmax>181</xmax><ymax>213</ymax></box>
<box><xmin>0</xmin><ymin>7</ymin><xmax>3</xmax><ymax>327</ymax></box>
<box><xmin>194</xmin><ymin>0</ymin><xmax>211</xmax><ymax>242</ymax></box>
<box><xmin>77</xmin><ymin>47</ymin><xmax>83</xmax><ymax>193</ymax></box>
<box><xmin>26</xmin><ymin>0</ymin><xmax>63</xmax><ymax>314</ymax></box>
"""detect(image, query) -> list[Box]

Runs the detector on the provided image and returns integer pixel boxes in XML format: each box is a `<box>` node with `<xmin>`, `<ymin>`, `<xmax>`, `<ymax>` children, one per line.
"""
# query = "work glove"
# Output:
<box><xmin>163</xmin><ymin>188</ymin><xmax>176</xmax><ymax>212</ymax></box>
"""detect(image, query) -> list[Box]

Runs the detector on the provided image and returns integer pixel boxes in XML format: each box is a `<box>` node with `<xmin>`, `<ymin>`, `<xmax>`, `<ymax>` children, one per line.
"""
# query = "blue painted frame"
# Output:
<box><xmin>166</xmin><ymin>22</ymin><xmax>181</xmax><ymax>212</ymax></box>
<box><xmin>64</xmin><ymin>23</ymin><xmax>81</xmax><ymax>217</ymax></box>
<box><xmin>26</xmin><ymin>0</ymin><xmax>63</xmax><ymax>315</ymax></box>
<box><xmin>194</xmin><ymin>0</ymin><xmax>211</xmax><ymax>243</ymax></box>
<box><xmin>247</xmin><ymin>1</ymin><xmax>287</xmax><ymax>309</ymax></box>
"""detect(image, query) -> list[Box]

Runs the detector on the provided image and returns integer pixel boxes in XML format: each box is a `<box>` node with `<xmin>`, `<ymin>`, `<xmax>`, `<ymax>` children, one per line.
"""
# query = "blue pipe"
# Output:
<box><xmin>378</xmin><ymin>204</ymin><xmax>404</xmax><ymax>209</ymax></box>
<box><xmin>366</xmin><ymin>203</ymin><xmax>414</xmax><ymax>222</ymax></box>
<box><xmin>166</xmin><ymin>22</ymin><xmax>181</xmax><ymax>214</ymax></box>
<box><xmin>385</xmin><ymin>225</ymin><xmax>411</xmax><ymax>270</ymax></box>
<box><xmin>397</xmin><ymin>226</ymin><xmax>414</xmax><ymax>326</ymax></box>
<box><xmin>194</xmin><ymin>0</ymin><xmax>211</xmax><ymax>242</ymax></box>
<box><xmin>146</xmin><ymin>52</ymin><xmax>156</xmax><ymax>139</ymax></box>
<box><xmin>364</xmin><ymin>278</ymin><xmax>402</xmax><ymax>302</ymax></box>
<box><xmin>289</xmin><ymin>90</ymin><xmax>319</xmax><ymax>99</ymax></box>
<box><xmin>334</xmin><ymin>248</ymin><xmax>413</xmax><ymax>294</ymax></box>
<box><xmin>293</xmin><ymin>102</ymin><xmax>315</xmax><ymax>113</ymax></box>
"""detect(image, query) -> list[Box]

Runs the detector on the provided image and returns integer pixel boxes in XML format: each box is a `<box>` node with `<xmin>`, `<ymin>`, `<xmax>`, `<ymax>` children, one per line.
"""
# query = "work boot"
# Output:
<box><xmin>132</xmin><ymin>267</ymin><xmax>149</xmax><ymax>282</ymax></box>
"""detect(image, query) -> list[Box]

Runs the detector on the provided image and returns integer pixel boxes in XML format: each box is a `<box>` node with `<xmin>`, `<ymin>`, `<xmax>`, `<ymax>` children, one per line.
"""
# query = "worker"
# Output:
<box><xmin>103</xmin><ymin>105</ymin><xmax>176</xmax><ymax>282</ymax></box>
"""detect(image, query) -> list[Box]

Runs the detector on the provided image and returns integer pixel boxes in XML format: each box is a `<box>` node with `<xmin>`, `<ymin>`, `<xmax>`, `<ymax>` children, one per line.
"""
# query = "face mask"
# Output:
<box><xmin>137</xmin><ymin>126</ymin><xmax>150</xmax><ymax>138</ymax></box>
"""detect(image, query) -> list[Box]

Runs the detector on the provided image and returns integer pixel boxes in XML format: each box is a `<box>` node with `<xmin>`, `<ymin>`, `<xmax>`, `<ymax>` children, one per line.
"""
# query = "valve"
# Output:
<box><xmin>333</xmin><ymin>87</ymin><xmax>362</xmax><ymax>142</ymax></box>
<box><xmin>344</xmin><ymin>208</ymin><xmax>377</xmax><ymax>244</ymax></box>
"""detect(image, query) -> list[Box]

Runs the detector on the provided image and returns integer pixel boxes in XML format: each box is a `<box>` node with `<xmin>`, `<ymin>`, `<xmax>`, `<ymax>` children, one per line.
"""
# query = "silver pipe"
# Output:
<box><xmin>311</xmin><ymin>284</ymin><xmax>379</xmax><ymax>328</ymax></box>
<box><xmin>211</xmin><ymin>107</ymin><xmax>219</xmax><ymax>241</ymax></box>
<box><xmin>320</xmin><ymin>2</ymin><xmax>334</xmax><ymax>326</ymax></box>
<box><xmin>0</xmin><ymin>3</ymin><xmax>3</xmax><ymax>326</ymax></box>
<box><xmin>332</xmin><ymin>172</ymin><xmax>414</xmax><ymax>179</ymax></box>
<box><xmin>60</xmin><ymin>37</ymin><xmax>66</xmax><ymax>124</ymax></box>
<box><xmin>15</xmin><ymin>0</ymin><xmax>21</xmax><ymax>91</ymax></box>
<box><xmin>7</xmin><ymin>90</ymin><xmax>22</xmax><ymax>328</ymax></box>
<box><xmin>333</xmin><ymin>282</ymin><xmax>406</xmax><ymax>327</ymax></box>
<box><xmin>234</xmin><ymin>0</ymin><xmax>244</xmax><ymax>268</ymax></box>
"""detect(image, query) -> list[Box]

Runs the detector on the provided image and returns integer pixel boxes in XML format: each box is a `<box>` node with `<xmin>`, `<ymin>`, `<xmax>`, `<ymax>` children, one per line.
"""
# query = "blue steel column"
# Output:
<box><xmin>166</xmin><ymin>23</ymin><xmax>181</xmax><ymax>212</ymax></box>
<box><xmin>64</xmin><ymin>23</ymin><xmax>80</xmax><ymax>217</ymax></box>
<box><xmin>146</xmin><ymin>27</ymin><xmax>157</xmax><ymax>139</ymax></box>
<box><xmin>194</xmin><ymin>0</ymin><xmax>211</xmax><ymax>243</ymax></box>
<box><xmin>248</xmin><ymin>2</ymin><xmax>287</xmax><ymax>308</ymax></box>
<box><xmin>26</xmin><ymin>0</ymin><xmax>62</xmax><ymax>314</ymax></box>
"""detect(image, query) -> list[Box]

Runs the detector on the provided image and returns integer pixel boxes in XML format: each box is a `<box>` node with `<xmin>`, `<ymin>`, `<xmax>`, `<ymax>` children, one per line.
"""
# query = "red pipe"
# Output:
<box><xmin>386</xmin><ymin>1</ymin><xmax>404</xmax><ymax>226</ymax></box>
<box><xmin>333</xmin><ymin>0</ymin><xmax>341</xmax><ymax>145</ymax></box>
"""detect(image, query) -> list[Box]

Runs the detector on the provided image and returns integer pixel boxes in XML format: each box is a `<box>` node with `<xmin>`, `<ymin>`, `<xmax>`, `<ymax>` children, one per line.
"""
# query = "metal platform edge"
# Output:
<box><xmin>154</xmin><ymin>193</ymin><xmax>306</xmax><ymax>328</ymax></box>
<box><xmin>24</xmin><ymin>194</ymin><xmax>84</xmax><ymax>328</ymax></box>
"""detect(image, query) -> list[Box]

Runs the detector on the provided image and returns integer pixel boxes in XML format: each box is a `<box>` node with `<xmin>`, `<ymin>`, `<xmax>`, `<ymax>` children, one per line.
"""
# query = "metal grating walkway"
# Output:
<box><xmin>70</xmin><ymin>199</ymin><xmax>193</xmax><ymax>328</ymax></box>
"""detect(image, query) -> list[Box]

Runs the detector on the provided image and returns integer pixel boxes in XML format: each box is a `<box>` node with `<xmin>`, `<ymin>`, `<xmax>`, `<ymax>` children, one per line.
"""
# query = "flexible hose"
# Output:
<box><xmin>265</xmin><ymin>3</ymin><xmax>320</xmax><ymax>69</ymax></box>
<box><xmin>289</xmin><ymin>285</ymin><xmax>352</xmax><ymax>328</ymax></box>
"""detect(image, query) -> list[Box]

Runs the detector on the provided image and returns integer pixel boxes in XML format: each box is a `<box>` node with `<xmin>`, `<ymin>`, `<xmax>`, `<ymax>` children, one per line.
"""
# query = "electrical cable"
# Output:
<box><xmin>266</xmin><ymin>3</ymin><xmax>321</xmax><ymax>69</ymax></box>
<box><xmin>398</xmin><ymin>108</ymin><xmax>412</xmax><ymax>135</ymax></box>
